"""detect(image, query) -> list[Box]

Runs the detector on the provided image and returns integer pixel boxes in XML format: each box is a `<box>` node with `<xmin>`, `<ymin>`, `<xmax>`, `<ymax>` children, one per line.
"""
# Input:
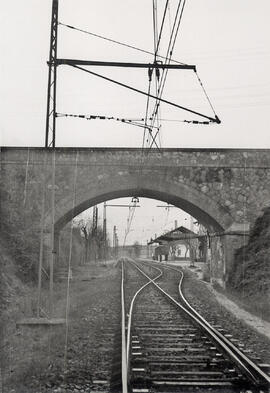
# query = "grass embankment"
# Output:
<box><xmin>227</xmin><ymin>207</ymin><xmax>270</xmax><ymax>321</ymax></box>
<box><xmin>0</xmin><ymin>239</ymin><xmax>120</xmax><ymax>392</ymax></box>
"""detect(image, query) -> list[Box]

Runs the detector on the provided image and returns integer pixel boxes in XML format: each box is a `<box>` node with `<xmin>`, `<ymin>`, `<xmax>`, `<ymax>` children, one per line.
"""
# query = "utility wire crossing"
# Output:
<box><xmin>45</xmin><ymin>1</ymin><xmax>221</xmax><ymax>148</ymax></box>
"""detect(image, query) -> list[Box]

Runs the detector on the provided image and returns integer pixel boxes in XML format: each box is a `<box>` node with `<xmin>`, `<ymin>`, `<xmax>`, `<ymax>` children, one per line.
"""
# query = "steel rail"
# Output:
<box><xmin>129</xmin><ymin>259</ymin><xmax>270</xmax><ymax>389</ymax></box>
<box><xmin>146</xmin><ymin>259</ymin><xmax>270</xmax><ymax>386</ymax></box>
<box><xmin>121</xmin><ymin>260</ymin><xmax>128</xmax><ymax>393</ymax></box>
<box><xmin>126</xmin><ymin>263</ymin><xmax>162</xmax><ymax>367</ymax></box>
<box><xmin>175</xmin><ymin>265</ymin><xmax>270</xmax><ymax>387</ymax></box>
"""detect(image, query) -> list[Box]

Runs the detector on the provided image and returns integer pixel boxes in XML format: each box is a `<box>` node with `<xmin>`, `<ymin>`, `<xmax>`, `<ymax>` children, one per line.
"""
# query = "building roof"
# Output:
<box><xmin>148</xmin><ymin>226</ymin><xmax>196</xmax><ymax>245</ymax></box>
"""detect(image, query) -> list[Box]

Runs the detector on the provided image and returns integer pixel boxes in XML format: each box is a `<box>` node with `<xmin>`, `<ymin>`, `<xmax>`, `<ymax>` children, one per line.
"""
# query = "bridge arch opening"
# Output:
<box><xmin>56</xmin><ymin>193</ymin><xmax>212</xmax><ymax>266</ymax></box>
<box><xmin>42</xmin><ymin>176</ymin><xmax>235</xmax><ymax>277</ymax></box>
<box><xmin>54</xmin><ymin>187</ymin><xmax>228</xmax><ymax>234</ymax></box>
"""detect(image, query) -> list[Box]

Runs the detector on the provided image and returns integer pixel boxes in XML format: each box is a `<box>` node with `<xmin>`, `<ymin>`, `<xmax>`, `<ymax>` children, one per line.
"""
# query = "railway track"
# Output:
<box><xmin>121</xmin><ymin>258</ymin><xmax>270</xmax><ymax>393</ymax></box>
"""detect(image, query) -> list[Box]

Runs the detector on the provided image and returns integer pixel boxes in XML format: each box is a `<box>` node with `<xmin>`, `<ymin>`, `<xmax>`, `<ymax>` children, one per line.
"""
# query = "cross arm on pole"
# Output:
<box><xmin>55</xmin><ymin>58</ymin><xmax>196</xmax><ymax>71</ymax></box>
<box><xmin>106</xmin><ymin>204</ymin><xmax>141</xmax><ymax>208</ymax></box>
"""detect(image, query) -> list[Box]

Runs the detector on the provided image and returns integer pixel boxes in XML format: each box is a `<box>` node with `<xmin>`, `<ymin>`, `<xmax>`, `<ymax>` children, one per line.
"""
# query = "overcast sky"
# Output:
<box><xmin>75</xmin><ymin>198</ymin><xmax>193</xmax><ymax>246</ymax></box>
<box><xmin>1</xmin><ymin>1</ymin><xmax>270</xmax><ymax>245</ymax></box>
<box><xmin>1</xmin><ymin>0</ymin><xmax>270</xmax><ymax>147</ymax></box>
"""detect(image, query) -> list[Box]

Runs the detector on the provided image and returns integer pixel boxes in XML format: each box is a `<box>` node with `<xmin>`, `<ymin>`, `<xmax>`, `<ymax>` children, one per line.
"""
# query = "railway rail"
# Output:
<box><xmin>120</xmin><ymin>258</ymin><xmax>270</xmax><ymax>393</ymax></box>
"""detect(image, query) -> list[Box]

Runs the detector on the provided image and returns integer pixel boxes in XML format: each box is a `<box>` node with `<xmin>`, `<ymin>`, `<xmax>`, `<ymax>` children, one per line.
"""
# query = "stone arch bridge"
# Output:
<box><xmin>1</xmin><ymin>147</ymin><xmax>270</xmax><ymax>286</ymax></box>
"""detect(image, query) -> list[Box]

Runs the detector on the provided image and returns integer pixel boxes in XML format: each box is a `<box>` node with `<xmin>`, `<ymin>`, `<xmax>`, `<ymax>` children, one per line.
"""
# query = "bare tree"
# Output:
<box><xmin>77</xmin><ymin>217</ymin><xmax>109</xmax><ymax>263</ymax></box>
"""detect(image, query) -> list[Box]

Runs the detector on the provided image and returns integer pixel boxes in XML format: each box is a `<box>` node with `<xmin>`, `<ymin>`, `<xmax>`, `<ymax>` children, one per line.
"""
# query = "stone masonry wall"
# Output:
<box><xmin>1</xmin><ymin>147</ymin><xmax>270</xmax><ymax>284</ymax></box>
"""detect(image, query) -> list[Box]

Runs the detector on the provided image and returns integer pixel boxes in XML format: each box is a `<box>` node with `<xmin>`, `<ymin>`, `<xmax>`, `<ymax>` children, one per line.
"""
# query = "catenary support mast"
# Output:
<box><xmin>45</xmin><ymin>0</ymin><xmax>59</xmax><ymax>148</ymax></box>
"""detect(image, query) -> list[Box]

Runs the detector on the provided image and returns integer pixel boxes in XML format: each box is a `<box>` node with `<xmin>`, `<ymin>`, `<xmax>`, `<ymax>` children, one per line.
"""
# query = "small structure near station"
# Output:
<box><xmin>148</xmin><ymin>226</ymin><xmax>207</xmax><ymax>263</ymax></box>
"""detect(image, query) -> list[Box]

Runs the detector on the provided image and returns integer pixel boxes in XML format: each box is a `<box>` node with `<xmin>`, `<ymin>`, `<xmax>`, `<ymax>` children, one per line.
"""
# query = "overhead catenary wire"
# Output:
<box><xmin>149</xmin><ymin>0</ymin><xmax>187</xmax><ymax>148</ymax></box>
<box><xmin>155</xmin><ymin>0</ymin><xmax>170</xmax><ymax>57</ymax></box>
<box><xmin>57</xmin><ymin>112</ymin><xmax>159</xmax><ymax>148</ymax></box>
<box><xmin>141</xmin><ymin>0</ymin><xmax>162</xmax><ymax>153</ymax></box>
<box><xmin>56</xmin><ymin>4</ymin><xmax>221</xmax><ymax>150</ymax></box>
<box><xmin>123</xmin><ymin>200</ymin><xmax>138</xmax><ymax>247</ymax></box>
<box><xmin>147</xmin><ymin>0</ymin><xmax>186</xmax><ymax>149</ymax></box>
<box><xmin>57</xmin><ymin>112</ymin><xmax>212</xmax><ymax>125</ymax></box>
<box><xmin>66</xmin><ymin>64</ymin><xmax>220</xmax><ymax>123</ymax></box>
<box><xmin>195</xmin><ymin>71</ymin><xmax>218</xmax><ymax>118</ymax></box>
<box><xmin>58</xmin><ymin>21</ymin><xmax>187</xmax><ymax>66</ymax></box>
<box><xmin>142</xmin><ymin>0</ymin><xmax>159</xmax><ymax>150</ymax></box>
<box><xmin>156</xmin><ymin>0</ymin><xmax>187</xmax><ymax>95</ymax></box>
<box><xmin>151</xmin><ymin>0</ymin><xmax>162</xmax><ymax>149</ymax></box>
<box><xmin>152</xmin><ymin>0</ymin><xmax>158</xmax><ymax>63</ymax></box>
<box><xmin>58</xmin><ymin>3</ymin><xmax>193</xmax><ymax>148</ymax></box>
<box><xmin>142</xmin><ymin>74</ymin><xmax>154</xmax><ymax>150</ymax></box>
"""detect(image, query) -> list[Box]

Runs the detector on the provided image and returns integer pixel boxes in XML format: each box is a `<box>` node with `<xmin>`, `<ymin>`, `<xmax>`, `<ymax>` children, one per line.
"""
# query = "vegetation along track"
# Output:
<box><xmin>121</xmin><ymin>258</ymin><xmax>270</xmax><ymax>393</ymax></box>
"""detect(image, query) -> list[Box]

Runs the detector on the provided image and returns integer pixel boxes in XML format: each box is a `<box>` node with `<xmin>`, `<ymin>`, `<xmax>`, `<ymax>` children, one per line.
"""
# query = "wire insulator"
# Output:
<box><xmin>148</xmin><ymin>67</ymin><xmax>153</xmax><ymax>82</ymax></box>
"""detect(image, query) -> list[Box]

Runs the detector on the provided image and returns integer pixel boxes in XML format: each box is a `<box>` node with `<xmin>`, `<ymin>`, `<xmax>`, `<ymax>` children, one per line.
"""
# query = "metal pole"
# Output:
<box><xmin>37</xmin><ymin>153</ymin><xmax>47</xmax><ymax>317</ymax></box>
<box><xmin>49</xmin><ymin>150</ymin><xmax>56</xmax><ymax>317</ymax></box>
<box><xmin>113</xmin><ymin>226</ymin><xmax>115</xmax><ymax>255</ymax></box>
<box><xmin>103</xmin><ymin>202</ymin><xmax>107</xmax><ymax>260</ymax></box>
<box><xmin>45</xmin><ymin>0</ymin><xmax>59</xmax><ymax>147</ymax></box>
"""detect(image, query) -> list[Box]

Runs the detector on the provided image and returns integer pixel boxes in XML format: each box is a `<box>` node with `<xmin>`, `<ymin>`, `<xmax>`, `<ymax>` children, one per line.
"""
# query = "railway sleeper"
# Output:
<box><xmin>131</xmin><ymin>378</ymin><xmax>249</xmax><ymax>392</ymax></box>
<box><xmin>148</xmin><ymin>361</ymin><xmax>236</xmax><ymax>372</ymax></box>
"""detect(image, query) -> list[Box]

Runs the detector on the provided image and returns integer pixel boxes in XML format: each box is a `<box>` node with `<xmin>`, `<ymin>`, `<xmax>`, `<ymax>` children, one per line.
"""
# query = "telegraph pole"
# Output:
<box><xmin>113</xmin><ymin>226</ymin><xmax>119</xmax><ymax>258</ymax></box>
<box><xmin>103</xmin><ymin>202</ymin><xmax>107</xmax><ymax>260</ymax></box>
<box><xmin>92</xmin><ymin>206</ymin><xmax>98</xmax><ymax>261</ymax></box>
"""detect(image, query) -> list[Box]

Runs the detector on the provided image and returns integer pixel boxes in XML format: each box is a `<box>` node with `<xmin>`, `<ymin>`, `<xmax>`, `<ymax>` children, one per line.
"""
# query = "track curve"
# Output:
<box><xmin>121</xmin><ymin>258</ymin><xmax>270</xmax><ymax>393</ymax></box>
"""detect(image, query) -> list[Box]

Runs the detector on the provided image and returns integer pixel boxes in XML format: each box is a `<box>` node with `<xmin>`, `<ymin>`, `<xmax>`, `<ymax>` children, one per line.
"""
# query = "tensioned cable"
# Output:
<box><xmin>168</xmin><ymin>1</ymin><xmax>172</xmax><ymax>35</ymax></box>
<box><xmin>155</xmin><ymin>0</ymin><xmax>185</xmax><ymax>90</ymax></box>
<box><xmin>142</xmin><ymin>77</ymin><xmax>153</xmax><ymax>150</ymax></box>
<box><xmin>59</xmin><ymin>8</ymin><xmax>220</xmax><ymax>149</ymax></box>
<box><xmin>141</xmin><ymin>1</ymin><xmax>158</xmax><ymax>151</ymax></box>
<box><xmin>149</xmin><ymin>0</ymin><xmax>218</xmax><ymax>142</ymax></box>
<box><xmin>155</xmin><ymin>0</ymin><xmax>170</xmax><ymax>56</ymax></box>
<box><xmin>152</xmin><ymin>0</ymin><xmax>186</xmax><ymax>116</ymax></box>
<box><xmin>146</xmin><ymin>0</ymin><xmax>183</xmax><ymax>149</ymax></box>
<box><xmin>58</xmin><ymin>21</ymin><xmax>187</xmax><ymax>65</ymax></box>
<box><xmin>148</xmin><ymin>0</ymin><xmax>185</xmax><ymax>148</ymax></box>
<box><xmin>152</xmin><ymin>0</ymin><xmax>162</xmax><ymax>149</ymax></box>
<box><xmin>149</xmin><ymin>0</ymin><xmax>187</xmax><ymax>148</ymax></box>
<box><xmin>59</xmin><ymin>12</ymin><xmax>219</xmax><ymax>143</ymax></box>
<box><xmin>57</xmin><ymin>111</ymin><xmax>160</xmax><ymax>149</ymax></box>
<box><xmin>57</xmin><ymin>111</ymin><xmax>157</xmax><ymax>129</ymax></box>
<box><xmin>141</xmin><ymin>0</ymin><xmax>163</xmax><ymax>152</ymax></box>
<box><xmin>149</xmin><ymin>1</ymin><xmax>218</xmax><ymax>148</ymax></box>
<box><xmin>169</xmin><ymin>0</ymin><xmax>186</xmax><ymax>57</ymax></box>
<box><xmin>66</xmin><ymin>64</ymin><xmax>220</xmax><ymax>123</ymax></box>
<box><xmin>141</xmin><ymin>0</ymin><xmax>161</xmax><ymax>152</ymax></box>
<box><xmin>57</xmin><ymin>112</ymin><xmax>212</xmax><ymax>124</ymax></box>
<box><xmin>123</xmin><ymin>201</ymin><xmax>138</xmax><ymax>247</ymax></box>
<box><xmin>195</xmin><ymin>71</ymin><xmax>218</xmax><ymax>117</ymax></box>
<box><xmin>143</xmin><ymin>0</ymin><xmax>159</xmax><ymax>150</ymax></box>
<box><xmin>152</xmin><ymin>0</ymin><xmax>158</xmax><ymax>63</ymax></box>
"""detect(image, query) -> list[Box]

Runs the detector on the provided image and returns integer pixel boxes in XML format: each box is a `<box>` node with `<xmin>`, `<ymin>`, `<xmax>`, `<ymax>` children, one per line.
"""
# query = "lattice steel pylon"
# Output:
<box><xmin>45</xmin><ymin>0</ymin><xmax>59</xmax><ymax>148</ymax></box>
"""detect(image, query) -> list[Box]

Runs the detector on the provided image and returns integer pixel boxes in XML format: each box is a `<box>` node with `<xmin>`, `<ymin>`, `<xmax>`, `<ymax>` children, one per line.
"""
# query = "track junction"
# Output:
<box><xmin>119</xmin><ymin>258</ymin><xmax>270</xmax><ymax>393</ymax></box>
